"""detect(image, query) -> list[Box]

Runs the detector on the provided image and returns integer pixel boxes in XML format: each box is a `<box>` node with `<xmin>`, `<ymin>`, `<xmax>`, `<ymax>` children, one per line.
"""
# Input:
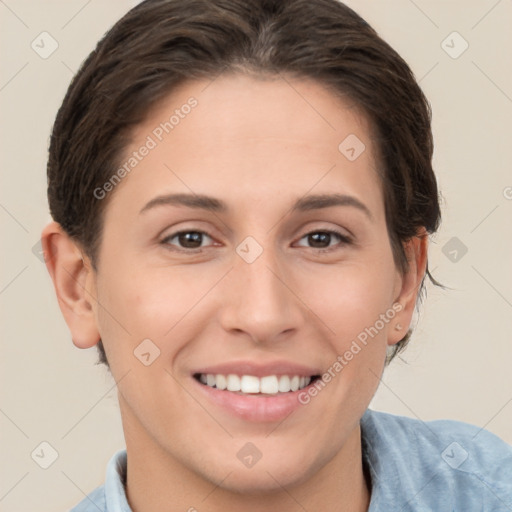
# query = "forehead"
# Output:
<box><xmin>110</xmin><ymin>73</ymin><xmax>383</xmax><ymax>216</ymax></box>
<box><xmin>134</xmin><ymin>72</ymin><xmax>374</xmax><ymax>155</ymax></box>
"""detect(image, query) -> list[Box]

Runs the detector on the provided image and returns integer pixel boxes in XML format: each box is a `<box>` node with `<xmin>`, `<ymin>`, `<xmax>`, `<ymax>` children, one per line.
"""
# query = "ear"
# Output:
<box><xmin>388</xmin><ymin>228</ymin><xmax>428</xmax><ymax>346</ymax></box>
<box><xmin>41</xmin><ymin>221</ymin><xmax>100</xmax><ymax>349</ymax></box>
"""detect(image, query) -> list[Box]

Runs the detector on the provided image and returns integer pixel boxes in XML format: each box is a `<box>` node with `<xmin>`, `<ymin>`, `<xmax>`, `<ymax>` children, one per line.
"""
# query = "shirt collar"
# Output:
<box><xmin>104</xmin><ymin>449</ymin><xmax>132</xmax><ymax>512</ymax></box>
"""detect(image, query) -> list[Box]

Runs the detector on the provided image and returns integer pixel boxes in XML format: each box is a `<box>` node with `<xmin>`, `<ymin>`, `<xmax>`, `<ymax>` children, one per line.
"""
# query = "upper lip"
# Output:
<box><xmin>192</xmin><ymin>360</ymin><xmax>322</xmax><ymax>378</ymax></box>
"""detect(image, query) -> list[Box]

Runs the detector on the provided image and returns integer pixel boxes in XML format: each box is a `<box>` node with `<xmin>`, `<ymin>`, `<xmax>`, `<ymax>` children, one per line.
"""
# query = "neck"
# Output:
<box><xmin>121</xmin><ymin>406</ymin><xmax>370</xmax><ymax>512</ymax></box>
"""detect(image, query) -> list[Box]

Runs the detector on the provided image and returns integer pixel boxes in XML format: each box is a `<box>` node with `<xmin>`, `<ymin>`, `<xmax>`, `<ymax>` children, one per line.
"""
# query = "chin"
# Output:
<box><xmin>197</xmin><ymin>452</ymin><xmax>315</xmax><ymax>495</ymax></box>
<box><xmin>218</xmin><ymin>466</ymin><xmax>307</xmax><ymax>495</ymax></box>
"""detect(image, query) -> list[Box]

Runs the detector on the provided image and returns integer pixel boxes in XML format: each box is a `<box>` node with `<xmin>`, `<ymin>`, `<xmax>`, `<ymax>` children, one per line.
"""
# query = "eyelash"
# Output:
<box><xmin>160</xmin><ymin>229</ymin><xmax>352</xmax><ymax>253</ymax></box>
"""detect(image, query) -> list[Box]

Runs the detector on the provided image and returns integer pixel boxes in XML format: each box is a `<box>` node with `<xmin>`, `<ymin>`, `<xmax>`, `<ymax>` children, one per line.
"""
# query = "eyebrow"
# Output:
<box><xmin>139</xmin><ymin>192</ymin><xmax>373</xmax><ymax>220</ymax></box>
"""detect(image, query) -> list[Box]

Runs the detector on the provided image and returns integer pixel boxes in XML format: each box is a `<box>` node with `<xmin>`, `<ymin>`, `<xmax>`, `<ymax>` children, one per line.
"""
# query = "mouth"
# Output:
<box><xmin>193</xmin><ymin>373</ymin><xmax>321</xmax><ymax>396</ymax></box>
<box><xmin>190</xmin><ymin>361</ymin><xmax>324</xmax><ymax>422</ymax></box>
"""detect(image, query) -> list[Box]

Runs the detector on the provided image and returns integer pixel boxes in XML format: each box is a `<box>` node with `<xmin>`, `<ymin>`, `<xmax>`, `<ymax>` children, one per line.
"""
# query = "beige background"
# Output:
<box><xmin>1</xmin><ymin>1</ymin><xmax>511</xmax><ymax>511</ymax></box>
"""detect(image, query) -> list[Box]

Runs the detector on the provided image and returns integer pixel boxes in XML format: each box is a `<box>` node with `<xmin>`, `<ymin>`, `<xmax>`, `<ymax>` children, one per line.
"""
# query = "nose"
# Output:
<box><xmin>218</xmin><ymin>244</ymin><xmax>306</xmax><ymax>345</ymax></box>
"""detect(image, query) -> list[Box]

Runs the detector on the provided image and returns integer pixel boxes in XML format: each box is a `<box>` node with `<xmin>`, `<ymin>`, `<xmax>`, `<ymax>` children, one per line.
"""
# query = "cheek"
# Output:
<box><xmin>298</xmin><ymin>254</ymin><xmax>397</xmax><ymax>392</ymax></box>
<box><xmin>302</xmin><ymin>257</ymin><xmax>397</xmax><ymax>336</ymax></box>
<box><xmin>94</xmin><ymin>261</ymin><xmax>218</xmax><ymax>361</ymax></box>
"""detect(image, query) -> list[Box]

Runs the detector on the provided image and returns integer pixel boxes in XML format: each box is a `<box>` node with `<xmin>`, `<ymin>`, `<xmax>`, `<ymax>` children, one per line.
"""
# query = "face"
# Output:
<box><xmin>54</xmin><ymin>73</ymin><xmax>421</xmax><ymax>492</ymax></box>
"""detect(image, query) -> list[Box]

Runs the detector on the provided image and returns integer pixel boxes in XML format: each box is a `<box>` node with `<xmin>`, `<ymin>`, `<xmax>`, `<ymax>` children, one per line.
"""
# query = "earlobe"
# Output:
<box><xmin>41</xmin><ymin>221</ymin><xmax>101</xmax><ymax>349</ymax></box>
<box><xmin>388</xmin><ymin>229</ymin><xmax>428</xmax><ymax>346</ymax></box>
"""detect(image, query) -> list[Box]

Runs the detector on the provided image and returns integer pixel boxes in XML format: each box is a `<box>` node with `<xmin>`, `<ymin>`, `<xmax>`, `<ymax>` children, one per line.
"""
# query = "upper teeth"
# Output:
<box><xmin>198</xmin><ymin>374</ymin><xmax>312</xmax><ymax>394</ymax></box>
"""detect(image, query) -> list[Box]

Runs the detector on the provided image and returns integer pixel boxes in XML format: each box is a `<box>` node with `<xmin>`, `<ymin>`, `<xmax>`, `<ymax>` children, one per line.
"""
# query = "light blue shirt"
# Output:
<box><xmin>70</xmin><ymin>409</ymin><xmax>512</xmax><ymax>511</ymax></box>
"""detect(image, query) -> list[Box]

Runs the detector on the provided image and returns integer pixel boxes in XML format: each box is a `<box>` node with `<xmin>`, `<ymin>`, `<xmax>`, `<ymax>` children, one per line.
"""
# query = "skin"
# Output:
<box><xmin>42</xmin><ymin>73</ymin><xmax>427</xmax><ymax>512</ymax></box>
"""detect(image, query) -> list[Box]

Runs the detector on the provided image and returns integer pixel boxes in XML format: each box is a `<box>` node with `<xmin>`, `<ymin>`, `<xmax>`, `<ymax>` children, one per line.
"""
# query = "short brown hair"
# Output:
<box><xmin>47</xmin><ymin>0</ymin><xmax>442</xmax><ymax>366</ymax></box>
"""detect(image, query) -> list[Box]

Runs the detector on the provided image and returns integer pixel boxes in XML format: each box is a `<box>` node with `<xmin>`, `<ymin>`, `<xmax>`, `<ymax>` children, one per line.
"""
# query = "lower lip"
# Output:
<box><xmin>193</xmin><ymin>377</ymin><xmax>315</xmax><ymax>422</ymax></box>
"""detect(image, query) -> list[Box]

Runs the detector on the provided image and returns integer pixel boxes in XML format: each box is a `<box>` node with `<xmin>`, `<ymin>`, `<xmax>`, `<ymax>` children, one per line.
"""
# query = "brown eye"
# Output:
<box><xmin>162</xmin><ymin>230</ymin><xmax>213</xmax><ymax>250</ymax></box>
<box><xmin>296</xmin><ymin>230</ymin><xmax>351</xmax><ymax>250</ymax></box>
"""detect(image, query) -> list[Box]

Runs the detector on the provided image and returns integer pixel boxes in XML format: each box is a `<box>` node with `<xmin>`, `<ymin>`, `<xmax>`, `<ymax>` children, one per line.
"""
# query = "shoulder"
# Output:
<box><xmin>362</xmin><ymin>408</ymin><xmax>512</xmax><ymax>471</ymax></box>
<box><xmin>361</xmin><ymin>409</ymin><xmax>512</xmax><ymax>511</ymax></box>
<box><xmin>69</xmin><ymin>485</ymin><xmax>106</xmax><ymax>512</ymax></box>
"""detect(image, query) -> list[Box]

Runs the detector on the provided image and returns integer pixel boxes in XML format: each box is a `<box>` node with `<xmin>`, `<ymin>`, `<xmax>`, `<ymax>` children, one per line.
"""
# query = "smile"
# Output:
<box><xmin>194</xmin><ymin>373</ymin><xmax>318</xmax><ymax>395</ymax></box>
